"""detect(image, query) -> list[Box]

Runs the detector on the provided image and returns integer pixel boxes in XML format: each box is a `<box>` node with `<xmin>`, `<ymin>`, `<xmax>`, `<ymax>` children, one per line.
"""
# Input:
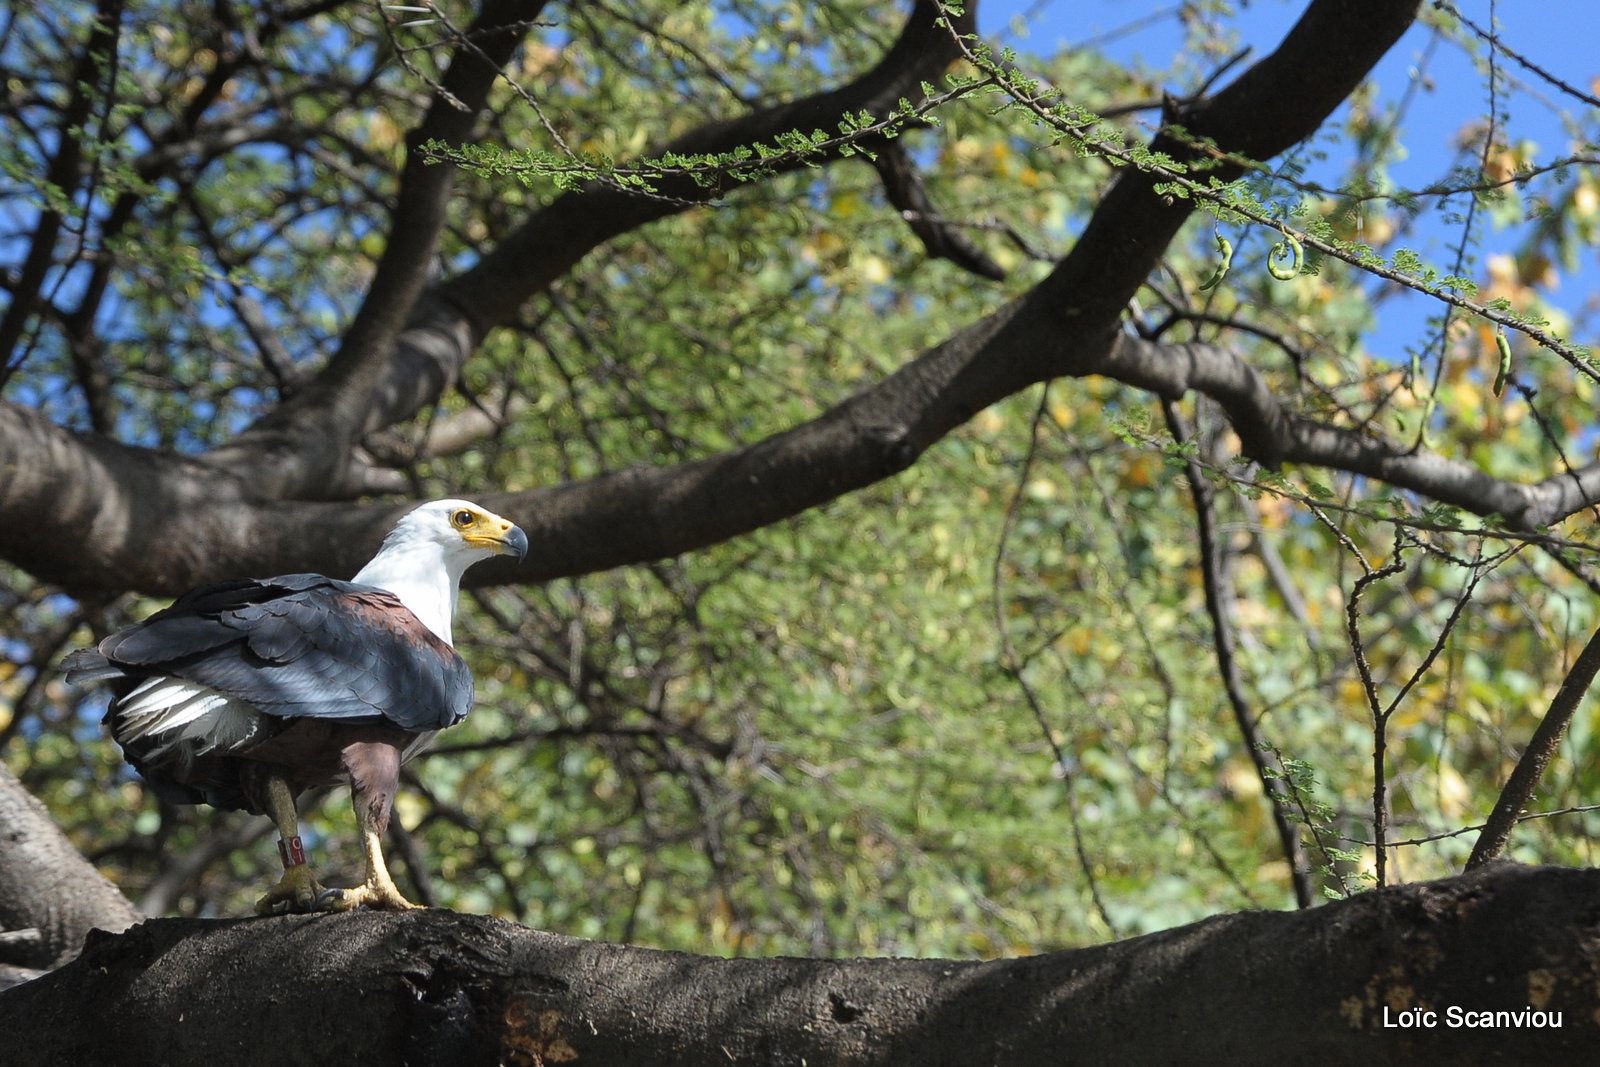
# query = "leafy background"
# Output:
<box><xmin>3</xmin><ymin>0</ymin><xmax>1599</xmax><ymax>956</ymax></box>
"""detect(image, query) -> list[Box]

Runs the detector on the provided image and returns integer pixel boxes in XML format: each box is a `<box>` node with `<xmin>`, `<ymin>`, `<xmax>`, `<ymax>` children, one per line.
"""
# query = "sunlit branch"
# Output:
<box><xmin>1102</xmin><ymin>334</ymin><xmax>1600</xmax><ymax>530</ymax></box>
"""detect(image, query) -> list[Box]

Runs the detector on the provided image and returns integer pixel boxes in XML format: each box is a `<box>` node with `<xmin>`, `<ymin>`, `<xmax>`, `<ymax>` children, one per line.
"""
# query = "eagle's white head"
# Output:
<box><xmin>351</xmin><ymin>499</ymin><xmax>528</xmax><ymax>645</ymax></box>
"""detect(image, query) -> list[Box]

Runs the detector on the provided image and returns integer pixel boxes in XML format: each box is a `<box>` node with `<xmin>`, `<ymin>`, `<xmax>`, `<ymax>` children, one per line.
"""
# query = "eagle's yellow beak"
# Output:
<box><xmin>457</xmin><ymin>508</ymin><xmax>528</xmax><ymax>561</ymax></box>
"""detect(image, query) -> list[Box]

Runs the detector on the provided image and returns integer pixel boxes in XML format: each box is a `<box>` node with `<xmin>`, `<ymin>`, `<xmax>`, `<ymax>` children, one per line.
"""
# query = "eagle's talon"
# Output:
<box><xmin>316</xmin><ymin>879</ymin><xmax>422</xmax><ymax>912</ymax></box>
<box><xmin>254</xmin><ymin>864</ymin><xmax>327</xmax><ymax>915</ymax></box>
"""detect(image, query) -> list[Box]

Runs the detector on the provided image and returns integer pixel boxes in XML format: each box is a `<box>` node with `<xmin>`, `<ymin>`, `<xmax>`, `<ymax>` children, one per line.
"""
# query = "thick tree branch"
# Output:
<box><xmin>0</xmin><ymin>401</ymin><xmax>392</xmax><ymax>592</ymax></box>
<box><xmin>46</xmin><ymin>279</ymin><xmax>1590</xmax><ymax>597</ymax></box>
<box><xmin>181</xmin><ymin>0</ymin><xmax>979</xmax><ymax>504</ymax></box>
<box><xmin>1013</xmin><ymin>0</ymin><xmax>1422</xmax><ymax>341</ymax></box>
<box><xmin>207</xmin><ymin>0</ymin><xmax>545</xmax><ymax>493</ymax></box>
<box><xmin>1</xmin><ymin>864</ymin><xmax>1595</xmax><ymax>1063</ymax></box>
<box><xmin>1103</xmin><ymin>335</ymin><xmax>1600</xmax><ymax>528</ymax></box>
<box><xmin>317</xmin><ymin>0</ymin><xmax>546</xmax><ymax>382</ymax></box>
<box><xmin>0</xmin><ymin>0</ymin><xmax>1475</xmax><ymax>599</ymax></box>
<box><xmin>436</xmin><ymin>0</ymin><xmax>980</xmax><ymax>338</ymax></box>
<box><xmin>870</xmin><ymin>139</ymin><xmax>1008</xmax><ymax>279</ymax></box>
<box><xmin>329</xmin><ymin>0</ymin><xmax>981</xmax><ymax>467</ymax></box>
<box><xmin>468</xmin><ymin>0</ymin><xmax>1429</xmax><ymax>582</ymax></box>
<box><xmin>0</xmin><ymin>763</ymin><xmax>138</xmax><ymax>971</ymax></box>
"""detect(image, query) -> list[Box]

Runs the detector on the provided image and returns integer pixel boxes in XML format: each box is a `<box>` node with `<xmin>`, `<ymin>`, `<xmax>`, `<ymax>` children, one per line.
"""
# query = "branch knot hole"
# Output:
<box><xmin>829</xmin><ymin>990</ymin><xmax>865</xmax><ymax>1024</ymax></box>
<box><xmin>865</xmin><ymin>422</ymin><xmax>916</xmax><ymax>474</ymax></box>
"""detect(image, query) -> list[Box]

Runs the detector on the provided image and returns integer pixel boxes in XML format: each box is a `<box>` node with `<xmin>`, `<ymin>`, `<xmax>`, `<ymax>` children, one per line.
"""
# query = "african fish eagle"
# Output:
<box><xmin>63</xmin><ymin>499</ymin><xmax>528</xmax><ymax>914</ymax></box>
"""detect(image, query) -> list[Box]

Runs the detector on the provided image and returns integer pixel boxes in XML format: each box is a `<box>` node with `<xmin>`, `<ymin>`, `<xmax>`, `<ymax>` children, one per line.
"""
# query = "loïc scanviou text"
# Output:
<box><xmin>1382</xmin><ymin>1006</ymin><xmax>1562</xmax><ymax>1029</ymax></box>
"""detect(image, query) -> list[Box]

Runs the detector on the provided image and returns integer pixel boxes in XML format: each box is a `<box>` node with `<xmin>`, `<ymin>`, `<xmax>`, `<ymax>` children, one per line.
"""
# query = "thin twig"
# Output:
<box><xmin>1346</xmin><ymin>802</ymin><xmax>1600</xmax><ymax>849</ymax></box>
<box><xmin>1410</xmin><ymin>0</ymin><xmax>1498</xmax><ymax>452</ymax></box>
<box><xmin>1435</xmin><ymin>0</ymin><xmax>1600</xmax><ymax>110</ymax></box>
<box><xmin>991</xmin><ymin>382</ymin><xmax>1119</xmax><ymax>937</ymax></box>
<box><xmin>1344</xmin><ymin>527</ymin><xmax>1408</xmax><ymax>887</ymax></box>
<box><xmin>1163</xmin><ymin>400</ymin><xmax>1313</xmax><ymax>907</ymax></box>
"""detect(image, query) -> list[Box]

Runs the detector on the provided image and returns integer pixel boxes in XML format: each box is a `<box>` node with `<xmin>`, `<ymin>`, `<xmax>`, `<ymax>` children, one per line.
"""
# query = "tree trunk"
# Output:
<box><xmin>1</xmin><ymin>862</ymin><xmax>1593</xmax><ymax>1065</ymax></box>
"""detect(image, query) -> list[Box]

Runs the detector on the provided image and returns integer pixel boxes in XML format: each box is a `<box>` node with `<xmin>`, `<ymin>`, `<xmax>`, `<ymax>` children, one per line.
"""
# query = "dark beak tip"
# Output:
<box><xmin>507</xmin><ymin>525</ymin><xmax>530</xmax><ymax>562</ymax></box>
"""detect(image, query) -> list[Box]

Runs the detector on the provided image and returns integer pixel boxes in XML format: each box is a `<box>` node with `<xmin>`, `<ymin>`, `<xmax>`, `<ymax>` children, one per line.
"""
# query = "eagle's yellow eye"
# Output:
<box><xmin>452</xmin><ymin>509</ymin><xmax>475</xmax><ymax>528</ymax></box>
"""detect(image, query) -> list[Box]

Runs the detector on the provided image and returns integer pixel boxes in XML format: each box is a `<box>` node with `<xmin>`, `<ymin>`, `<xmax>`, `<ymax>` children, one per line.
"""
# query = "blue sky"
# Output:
<box><xmin>977</xmin><ymin>0</ymin><xmax>1600</xmax><ymax>363</ymax></box>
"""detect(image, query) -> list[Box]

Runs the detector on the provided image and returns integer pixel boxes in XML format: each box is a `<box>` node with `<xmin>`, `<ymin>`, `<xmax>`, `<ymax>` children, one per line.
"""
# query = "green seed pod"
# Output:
<box><xmin>1198</xmin><ymin>233</ymin><xmax>1233</xmax><ymax>292</ymax></box>
<box><xmin>1492</xmin><ymin>330</ymin><xmax>1512</xmax><ymax>397</ymax></box>
<box><xmin>1267</xmin><ymin>234</ymin><xmax>1303</xmax><ymax>281</ymax></box>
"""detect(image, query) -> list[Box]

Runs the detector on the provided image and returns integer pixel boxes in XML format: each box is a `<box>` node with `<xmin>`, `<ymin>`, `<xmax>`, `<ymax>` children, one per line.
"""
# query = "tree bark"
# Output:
<box><xmin>23</xmin><ymin>0</ymin><xmax>1587</xmax><ymax>601</ymax></box>
<box><xmin>1</xmin><ymin>862</ymin><xmax>1593</xmax><ymax>1065</ymax></box>
<box><xmin>14</xmin><ymin>1</ymin><xmax>1597</xmax><ymax>598</ymax></box>
<box><xmin>0</xmin><ymin>763</ymin><xmax>138</xmax><ymax>971</ymax></box>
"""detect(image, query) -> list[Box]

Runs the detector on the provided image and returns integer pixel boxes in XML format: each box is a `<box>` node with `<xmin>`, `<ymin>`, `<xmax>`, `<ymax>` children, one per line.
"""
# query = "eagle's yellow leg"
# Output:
<box><xmin>317</xmin><ymin>790</ymin><xmax>421</xmax><ymax>911</ymax></box>
<box><xmin>254</xmin><ymin>775</ymin><xmax>327</xmax><ymax>915</ymax></box>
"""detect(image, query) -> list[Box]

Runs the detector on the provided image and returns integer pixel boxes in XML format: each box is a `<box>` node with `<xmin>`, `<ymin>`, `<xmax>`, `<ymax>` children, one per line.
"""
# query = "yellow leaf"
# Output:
<box><xmin>1574</xmin><ymin>182</ymin><xmax>1598</xmax><ymax>220</ymax></box>
<box><xmin>857</xmin><ymin>254</ymin><xmax>890</xmax><ymax>285</ymax></box>
<box><xmin>1437</xmin><ymin>764</ymin><xmax>1471</xmax><ymax>820</ymax></box>
<box><xmin>1059</xmin><ymin>627</ymin><xmax>1093</xmax><ymax>657</ymax></box>
<box><xmin>831</xmin><ymin>191</ymin><xmax>864</xmax><ymax>219</ymax></box>
<box><xmin>1024</xmin><ymin>477</ymin><xmax>1056</xmax><ymax>501</ymax></box>
<box><xmin>1119</xmin><ymin>453</ymin><xmax>1157</xmax><ymax>489</ymax></box>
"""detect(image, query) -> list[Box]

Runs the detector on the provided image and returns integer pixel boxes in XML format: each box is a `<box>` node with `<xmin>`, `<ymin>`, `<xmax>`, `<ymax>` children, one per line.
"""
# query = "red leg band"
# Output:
<box><xmin>278</xmin><ymin>835</ymin><xmax>306</xmax><ymax>869</ymax></box>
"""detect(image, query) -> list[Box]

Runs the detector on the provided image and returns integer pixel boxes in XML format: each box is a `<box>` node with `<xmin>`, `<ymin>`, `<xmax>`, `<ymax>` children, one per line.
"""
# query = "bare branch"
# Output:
<box><xmin>1467</xmin><ymin>617</ymin><xmax>1600</xmax><ymax>869</ymax></box>
<box><xmin>1103</xmin><ymin>334</ymin><xmax>1600</xmax><ymax>528</ymax></box>
<box><xmin>1162</xmin><ymin>400</ymin><xmax>1312</xmax><ymax>906</ymax></box>
<box><xmin>207</xmin><ymin>0</ymin><xmax>546</xmax><ymax>491</ymax></box>
<box><xmin>871</xmin><ymin>139</ymin><xmax>1008</xmax><ymax>280</ymax></box>
<box><xmin>0</xmin><ymin>0</ymin><xmax>124</xmax><ymax>383</ymax></box>
<box><xmin>1343</xmin><ymin>531</ymin><xmax>1408</xmax><ymax>886</ymax></box>
<box><xmin>0</xmin><ymin>0</ymin><xmax>1440</xmax><ymax>598</ymax></box>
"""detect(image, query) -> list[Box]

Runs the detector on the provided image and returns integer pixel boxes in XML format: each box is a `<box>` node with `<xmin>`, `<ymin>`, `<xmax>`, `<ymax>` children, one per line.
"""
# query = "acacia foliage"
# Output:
<box><xmin>1</xmin><ymin>0</ymin><xmax>1599</xmax><ymax>960</ymax></box>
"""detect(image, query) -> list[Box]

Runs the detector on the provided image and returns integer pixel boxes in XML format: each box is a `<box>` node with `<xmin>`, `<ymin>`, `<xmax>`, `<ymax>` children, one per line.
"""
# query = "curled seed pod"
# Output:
<box><xmin>1267</xmin><ymin>233</ymin><xmax>1303</xmax><ymax>280</ymax></box>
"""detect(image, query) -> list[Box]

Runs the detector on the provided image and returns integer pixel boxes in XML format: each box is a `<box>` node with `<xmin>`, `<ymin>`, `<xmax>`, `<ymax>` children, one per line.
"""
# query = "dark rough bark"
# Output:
<box><xmin>18</xmin><ymin>0</ymin><xmax>1587</xmax><ymax>597</ymax></box>
<box><xmin>207</xmin><ymin>1</ymin><xmax>547</xmax><ymax>493</ymax></box>
<box><xmin>0</xmin><ymin>0</ymin><xmax>986</xmax><ymax>594</ymax></box>
<box><xmin>0</xmin><ymin>763</ymin><xmax>138</xmax><ymax>971</ymax></box>
<box><xmin>1</xmin><ymin>863</ymin><xmax>1594</xmax><ymax>1065</ymax></box>
<box><xmin>1104</xmin><ymin>335</ymin><xmax>1600</xmax><ymax>528</ymax></box>
<box><xmin>7</xmin><ymin>0</ymin><xmax>1598</xmax><ymax>598</ymax></box>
